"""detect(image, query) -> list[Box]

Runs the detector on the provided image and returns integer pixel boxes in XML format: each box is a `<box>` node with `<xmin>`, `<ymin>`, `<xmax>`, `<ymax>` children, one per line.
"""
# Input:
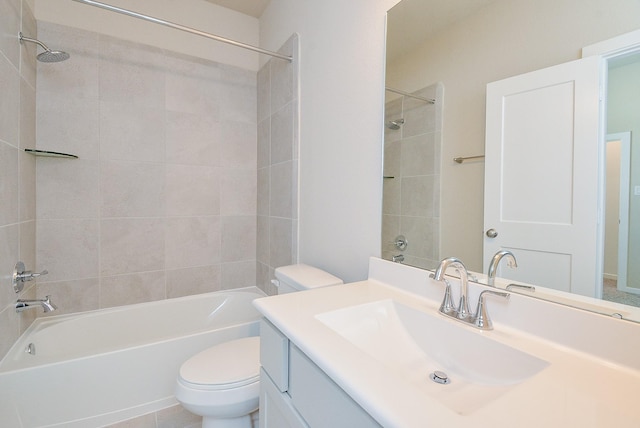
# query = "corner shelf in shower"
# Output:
<box><xmin>24</xmin><ymin>149</ymin><xmax>78</xmax><ymax>159</ymax></box>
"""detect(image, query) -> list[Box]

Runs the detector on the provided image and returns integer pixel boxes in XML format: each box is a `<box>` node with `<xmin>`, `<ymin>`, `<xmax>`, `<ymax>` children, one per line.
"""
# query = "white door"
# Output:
<box><xmin>483</xmin><ymin>56</ymin><xmax>603</xmax><ymax>297</ymax></box>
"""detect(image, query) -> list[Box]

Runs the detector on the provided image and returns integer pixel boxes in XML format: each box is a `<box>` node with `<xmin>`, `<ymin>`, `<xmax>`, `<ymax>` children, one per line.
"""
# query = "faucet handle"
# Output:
<box><xmin>474</xmin><ymin>290</ymin><xmax>510</xmax><ymax>330</ymax></box>
<box><xmin>430</xmin><ymin>274</ymin><xmax>456</xmax><ymax>315</ymax></box>
<box><xmin>13</xmin><ymin>261</ymin><xmax>48</xmax><ymax>293</ymax></box>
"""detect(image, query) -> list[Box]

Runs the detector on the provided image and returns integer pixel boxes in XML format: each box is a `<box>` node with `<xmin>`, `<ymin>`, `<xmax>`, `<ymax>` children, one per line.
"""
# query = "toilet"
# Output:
<box><xmin>175</xmin><ymin>264</ymin><xmax>343</xmax><ymax>428</ymax></box>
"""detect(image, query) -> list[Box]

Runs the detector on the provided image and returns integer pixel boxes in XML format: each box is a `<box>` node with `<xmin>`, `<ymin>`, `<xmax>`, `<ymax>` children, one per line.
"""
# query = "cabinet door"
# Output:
<box><xmin>484</xmin><ymin>55</ymin><xmax>602</xmax><ymax>297</ymax></box>
<box><xmin>259</xmin><ymin>369</ymin><xmax>308</xmax><ymax>428</ymax></box>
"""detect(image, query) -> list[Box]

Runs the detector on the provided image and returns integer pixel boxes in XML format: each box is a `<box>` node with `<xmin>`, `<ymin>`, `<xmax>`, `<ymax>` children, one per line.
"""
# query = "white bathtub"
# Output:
<box><xmin>0</xmin><ymin>287</ymin><xmax>265</xmax><ymax>427</ymax></box>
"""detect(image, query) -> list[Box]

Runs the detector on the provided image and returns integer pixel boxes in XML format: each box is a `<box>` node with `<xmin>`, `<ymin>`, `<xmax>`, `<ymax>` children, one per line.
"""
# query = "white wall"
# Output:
<box><xmin>259</xmin><ymin>0</ymin><xmax>400</xmax><ymax>282</ymax></box>
<box><xmin>386</xmin><ymin>0</ymin><xmax>640</xmax><ymax>271</ymax></box>
<box><xmin>34</xmin><ymin>0</ymin><xmax>260</xmax><ymax>70</ymax></box>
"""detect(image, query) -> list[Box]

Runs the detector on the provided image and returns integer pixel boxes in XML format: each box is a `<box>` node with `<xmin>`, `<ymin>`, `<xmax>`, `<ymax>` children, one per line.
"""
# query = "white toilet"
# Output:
<box><xmin>175</xmin><ymin>264</ymin><xmax>343</xmax><ymax>428</ymax></box>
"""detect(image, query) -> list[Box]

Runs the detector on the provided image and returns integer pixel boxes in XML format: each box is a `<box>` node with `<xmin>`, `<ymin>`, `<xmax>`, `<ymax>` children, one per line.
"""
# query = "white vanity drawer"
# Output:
<box><xmin>260</xmin><ymin>319</ymin><xmax>289</xmax><ymax>392</ymax></box>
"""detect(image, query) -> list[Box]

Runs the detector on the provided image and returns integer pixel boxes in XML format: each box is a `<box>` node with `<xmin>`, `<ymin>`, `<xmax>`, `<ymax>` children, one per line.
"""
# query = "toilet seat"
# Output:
<box><xmin>178</xmin><ymin>336</ymin><xmax>260</xmax><ymax>391</ymax></box>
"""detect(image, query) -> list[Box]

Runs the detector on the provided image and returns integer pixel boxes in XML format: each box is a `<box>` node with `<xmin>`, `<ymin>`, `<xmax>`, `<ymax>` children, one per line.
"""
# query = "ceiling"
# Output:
<box><xmin>203</xmin><ymin>0</ymin><xmax>271</xmax><ymax>18</ymax></box>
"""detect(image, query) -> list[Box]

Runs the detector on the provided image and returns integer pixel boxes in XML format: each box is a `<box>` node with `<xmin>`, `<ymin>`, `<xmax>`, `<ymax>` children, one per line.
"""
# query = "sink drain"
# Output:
<box><xmin>429</xmin><ymin>370</ymin><xmax>450</xmax><ymax>385</ymax></box>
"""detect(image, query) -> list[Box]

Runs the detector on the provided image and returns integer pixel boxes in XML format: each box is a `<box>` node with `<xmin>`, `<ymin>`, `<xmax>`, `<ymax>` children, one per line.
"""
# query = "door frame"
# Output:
<box><xmin>605</xmin><ymin>132</ymin><xmax>631</xmax><ymax>291</ymax></box>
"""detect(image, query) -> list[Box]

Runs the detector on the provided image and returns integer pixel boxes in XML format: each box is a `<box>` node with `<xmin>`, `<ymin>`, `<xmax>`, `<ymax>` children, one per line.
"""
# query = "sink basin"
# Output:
<box><xmin>316</xmin><ymin>299</ymin><xmax>549</xmax><ymax>415</ymax></box>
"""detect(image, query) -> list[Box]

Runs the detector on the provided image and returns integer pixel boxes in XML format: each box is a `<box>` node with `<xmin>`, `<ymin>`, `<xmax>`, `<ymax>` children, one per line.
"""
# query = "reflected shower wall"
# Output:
<box><xmin>382</xmin><ymin>83</ymin><xmax>443</xmax><ymax>269</ymax></box>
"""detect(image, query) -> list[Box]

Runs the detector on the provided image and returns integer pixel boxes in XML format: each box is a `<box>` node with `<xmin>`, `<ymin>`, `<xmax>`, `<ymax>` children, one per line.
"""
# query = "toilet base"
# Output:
<box><xmin>202</xmin><ymin>414</ymin><xmax>252</xmax><ymax>428</ymax></box>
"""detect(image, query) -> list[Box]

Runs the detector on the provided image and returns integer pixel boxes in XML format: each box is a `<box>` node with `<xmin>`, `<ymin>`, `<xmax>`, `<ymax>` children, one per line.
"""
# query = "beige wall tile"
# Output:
<box><xmin>166</xmin><ymin>165</ymin><xmax>220</xmax><ymax>216</ymax></box>
<box><xmin>37</xmin><ymin>159</ymin><xmax>100</xmax><ymax>219</ymax></box>
<box><xmin>166</xmin><ymin>265</ymin><xmax>221</xmax><ymax>298</ymax></box>
<box><xmin>165</xmin><ymin>216</ymin><xmax>220</xmax><ymax>269</ymax></box>
<box><xmin>270</xmin><ymin>102</ymin><xmax>294</xmax><ymax>164</ymax></box>
<box><xmin>0</xmin><ymin>224</ymin><xmax>19</xmax><ymax>309</ymax></box>
<box><xmin>257</xmin><ymin>118</ymin><xmax>270</xmax><ymax>168</ymax></box>
<box><xmin>101</xmin><ymin>160</ymin><xmax>165</xmax><ymax>218</ymax></box>
<box><xmin>100</xmin><ymin>218</ymin><xmax>165</xmax><ymax>276</ymax></box>
<box><xmin>221</xmin><ymin>168</ymin><xmax>256</xmax><ymax>216</ymax></box>
<box><xmin>36</xmin><ymin>95</ymin><xmax>99</xmax><ymax>159</ymax></box>
<box><xmin>0</xmin><ymin>142</ymin><xmax>19</xmax><ymax>225</ymax></box>
<box><xmin>0</xmin><ymin>57</ymin><xmax>20</xmax><ymax>146</ymax></box>
<box><xmin>269</xmin><ymin>217</ymin><xmax>292</xmax><ymax>268</ymax></box>
<box><xmin>270</xmin><ymin>161</ymin><xmax>292</xmax><ymax>218</ymax></box>
<box><xmin>220</xmin><ymin>121</ymin><xmax>257</xmax><ymax>168</ymax></box>
<box><xmin>0</xmin><ymin>0</ymin><xmax>20</xmax><ymax>68</ymax></box>
<box><xmin>166</xmin><ymin>111</ymin><xmax>220</xmax><ymax>166</ymax></box>
<box><xmin>36</xmin><ymin>277</ymin><xmax>99</xmax><ymax>316</ymax></box>
<box><xmin>221</xmin><ymin>260</ymin><xmax>256</xmax><ymax>289</ymax></box>
<box><xmin>221</xmin><ymin>216</ymin><xmax>257</xmax><ymax>262</ymax></box>
<box><xmin>37</xmin><ymin>219</ymin><xmax>99</xmax><ymax>281</ymax></box>
<box><xmin>100</xmin><ymin>271</ymin><xmax>166</xmax><ymax>308</ymax></box>
<box><xmin>99</xmin><ymin>102</ymin><xmax>165</xmax><ymax>162</ymax></box>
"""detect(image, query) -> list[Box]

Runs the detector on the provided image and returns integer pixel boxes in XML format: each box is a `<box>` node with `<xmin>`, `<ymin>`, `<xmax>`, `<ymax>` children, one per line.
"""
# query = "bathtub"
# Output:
<box><xmin>0</xmin><ymin>287</ymin><xmax>265</xmax><ymax>428</ymax></box>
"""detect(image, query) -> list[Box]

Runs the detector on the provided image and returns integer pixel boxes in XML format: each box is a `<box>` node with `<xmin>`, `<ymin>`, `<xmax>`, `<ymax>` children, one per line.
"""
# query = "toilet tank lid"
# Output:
<box><xmin>275</xmin><ymin>264</ymin><xmax>343</xmax><ymax>289</ymax></box>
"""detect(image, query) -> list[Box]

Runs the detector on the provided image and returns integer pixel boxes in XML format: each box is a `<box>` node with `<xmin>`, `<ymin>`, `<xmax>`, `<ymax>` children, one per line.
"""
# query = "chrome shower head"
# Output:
<box><xmin>37</xmin><ymin>50</ymin><xmax>70</xmax><ymax>63</ymax></box>
<box><xmin>19</xmin><ymin>32</ymin><xmax>70</xmax><ymax>63</ymax></box>
<box><xmin>386</xmin><ymin>118</ymin><xmax>405</xmax><ymax>130</ymax></box>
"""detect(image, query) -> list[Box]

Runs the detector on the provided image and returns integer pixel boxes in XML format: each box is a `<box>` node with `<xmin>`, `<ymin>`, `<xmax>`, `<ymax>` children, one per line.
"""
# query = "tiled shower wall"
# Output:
<box><xmin>382</xmin><ymin>83</ymin><xmax>442</xmax><ymax>269</ymax></box>
<box><xmin>256</xmin><ymin>35</ymin><xmax>299</xmax><ymax>294</ymax></box>
<box><xmin>0</xmin><ymin>0</ymin><xmax>38</xmax><ymax>358</ymax></box>
<box><xmin>34</xmin><ymin>22</ymin><xmax>258</xmax><ymax>315</ymax></box>
<box><xmin>0</xmin><ymin>13</ymin><xmax>297</xmax><ymax>360</ymax></box>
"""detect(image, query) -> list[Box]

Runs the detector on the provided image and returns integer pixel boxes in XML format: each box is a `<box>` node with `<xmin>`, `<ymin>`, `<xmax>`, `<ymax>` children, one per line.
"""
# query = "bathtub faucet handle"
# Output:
<box><xmin>13</xmin><ymin>261</ymin><xmax>48</xmax><ymax>293</ymax></box>
<box><xmin>19</xmin><ymin>269</ymin><xmax>48</xmax><ymax>281</ymax></box>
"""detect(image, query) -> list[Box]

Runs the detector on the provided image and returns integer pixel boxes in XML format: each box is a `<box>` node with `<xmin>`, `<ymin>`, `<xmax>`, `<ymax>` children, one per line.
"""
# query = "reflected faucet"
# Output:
<box><xmin>487</xmin><ymin>250</ymin><xmax>518</xmax><ymax>286</ymax></box>
<box><xmin>433</xmin><ymin>257</ymin><xmax>472</xmax><ymax>320</ymax></box>
<box><xmin>16</xmin><ymin>295</ymin><xmax>57</xmax><ymax>313</ymax></box>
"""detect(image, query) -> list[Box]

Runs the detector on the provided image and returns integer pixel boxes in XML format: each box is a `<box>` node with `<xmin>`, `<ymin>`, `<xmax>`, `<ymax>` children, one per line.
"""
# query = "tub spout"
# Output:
<box><xmin>16</xmin><ymin>295</ymin><xmax>57</xmax><ymax>313</ymax></box>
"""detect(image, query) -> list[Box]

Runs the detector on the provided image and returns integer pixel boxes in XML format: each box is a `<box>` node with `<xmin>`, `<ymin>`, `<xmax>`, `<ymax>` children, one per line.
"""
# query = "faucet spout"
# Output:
<box><xmin>433</xmin><ymin>257</ymin><xmax>472</xmax><ymax>320</ymax></box>
<box><xmin>16</xmin><ymin>295</ymin><xmax>57</xmax><ymax>313</ymax></box>
<box><xmin>487</xmin><ymin>250</ymin><xmax>518</xmax><ymax>286</ymax></box>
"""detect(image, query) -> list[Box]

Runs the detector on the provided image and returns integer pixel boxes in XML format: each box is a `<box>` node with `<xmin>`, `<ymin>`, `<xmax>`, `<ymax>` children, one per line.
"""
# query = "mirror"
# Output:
<box><xmin>383</xmin><ymin>0</ymin><xmax>640</xmax><ymax>319</ymax></box>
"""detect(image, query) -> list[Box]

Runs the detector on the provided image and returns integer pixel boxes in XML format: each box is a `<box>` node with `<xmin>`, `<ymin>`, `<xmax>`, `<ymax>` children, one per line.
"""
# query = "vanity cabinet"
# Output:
<box><xmin>259</xmin><ymin>319</ymin><xmax>380</xmax><ymax>428</ymax></box>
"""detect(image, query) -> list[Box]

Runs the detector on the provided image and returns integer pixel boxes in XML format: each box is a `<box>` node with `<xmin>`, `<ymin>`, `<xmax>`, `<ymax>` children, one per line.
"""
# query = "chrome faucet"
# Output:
<box><xmin>433</xmin><ymin>257</ymin><xmax>509</xmax><ymax>330</ymax></box>
<box><xmin>16</xmin><ymin>295</ymin><xmax>57</xmax><ymax>313</ymax></box>
<box><xmin>487</xmin><ymin>250</ymin><xmax>517</xmax><ymax>286</ymax></box>
<box><xmin>433</xmin><ymin>256</ymin><xmax>472</xmax><ymax>320</ymax></box>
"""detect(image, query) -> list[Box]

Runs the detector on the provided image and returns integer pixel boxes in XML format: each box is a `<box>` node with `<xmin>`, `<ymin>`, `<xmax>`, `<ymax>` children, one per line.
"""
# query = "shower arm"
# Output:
<box><xmin>19</xmin><ymin>32</ymin><xmax>51</xmax><ymax>51</ymax></box>
<box><xmin>71</xmin><ymin>0</ymin><xmax>292</xmax><ymax>62</ymax></box>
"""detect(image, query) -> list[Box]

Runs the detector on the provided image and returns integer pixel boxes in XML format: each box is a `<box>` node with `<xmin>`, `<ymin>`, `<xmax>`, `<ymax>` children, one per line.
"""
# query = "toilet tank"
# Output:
<box><xmin>274</xmin><ymin>264</ymin><xmax>343</xmax><ymax>294</ymax></box>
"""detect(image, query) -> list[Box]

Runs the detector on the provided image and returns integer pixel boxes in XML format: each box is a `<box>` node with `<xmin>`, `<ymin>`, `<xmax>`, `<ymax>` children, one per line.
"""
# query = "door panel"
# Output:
<box><xmin>484</xmin><ymin>56</ymin><xmax>602</xmax><ymax>297</ymax></box>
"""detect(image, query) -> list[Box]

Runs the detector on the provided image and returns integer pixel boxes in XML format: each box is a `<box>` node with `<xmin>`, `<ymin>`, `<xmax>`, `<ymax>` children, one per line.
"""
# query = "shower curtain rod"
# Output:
<box><xmin>71</xmin><ymin>0</ymin><xmax>292</xmax><ymax>62</ymax></box>
<box><xmin>385</xmin><ymin>87</ymin><xmax>435</xmax><ymax>104</ymax></box>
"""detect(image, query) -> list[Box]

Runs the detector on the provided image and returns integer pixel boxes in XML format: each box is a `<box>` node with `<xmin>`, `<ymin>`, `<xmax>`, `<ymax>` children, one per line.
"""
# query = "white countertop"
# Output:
<box><xmin>254</xmin><ymin>258</ymin><xmax>640</xmax><ymax>427</ymax></box>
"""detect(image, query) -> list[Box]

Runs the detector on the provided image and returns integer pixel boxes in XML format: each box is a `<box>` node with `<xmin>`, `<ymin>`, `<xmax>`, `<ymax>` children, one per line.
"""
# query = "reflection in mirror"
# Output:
<box><xmin>383</xmin><ymin>0</ymin><xmax>640</xmax><ymax>319</ymax></box>
<box><xmin>382</xmin><ymin>84</ymin><xmax>442</xmax><ymax>270</ymax></box>
<box><xmin>604</xmin><ymin>52</ymin><xmax>640</xmax><ymax>307</ymax></box>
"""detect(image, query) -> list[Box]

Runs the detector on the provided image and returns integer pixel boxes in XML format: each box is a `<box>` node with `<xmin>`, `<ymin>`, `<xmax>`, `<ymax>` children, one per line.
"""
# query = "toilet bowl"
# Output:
<box><xmin>175</xmin><ymin>337</ymin><xmax>260</xmax><ymax>428</ymax></box>
<box><xmin>175</xmin><ymin>264</ymin><xmax>343</xmax><ymax>427</ymax></box>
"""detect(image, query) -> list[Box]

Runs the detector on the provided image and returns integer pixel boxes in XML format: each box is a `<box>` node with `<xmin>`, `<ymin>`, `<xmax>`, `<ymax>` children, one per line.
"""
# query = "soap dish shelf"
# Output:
<box><xmin>25</xmin><ymin>149</ymin><xmax>78</xmax><ymax>159</ymax></box>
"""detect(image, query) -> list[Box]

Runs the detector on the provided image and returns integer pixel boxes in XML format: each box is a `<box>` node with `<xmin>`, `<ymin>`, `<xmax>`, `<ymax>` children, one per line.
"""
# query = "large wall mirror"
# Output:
<box><xmin>383</xmin><ymin>0</ymin><xmax>640</xmax><ymax>320</ymax></box>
